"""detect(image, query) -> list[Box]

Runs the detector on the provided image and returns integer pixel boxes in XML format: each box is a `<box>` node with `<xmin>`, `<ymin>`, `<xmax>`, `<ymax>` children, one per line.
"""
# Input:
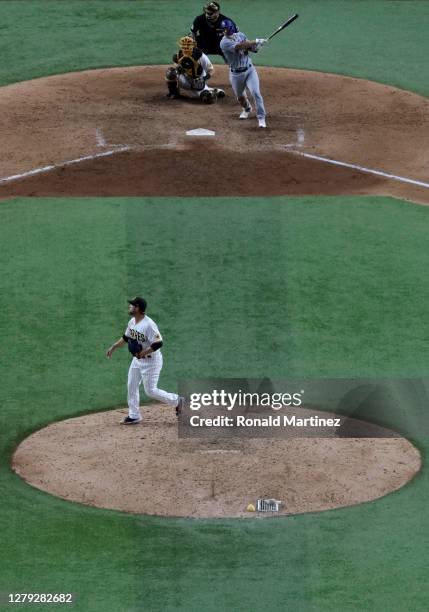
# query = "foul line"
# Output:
<box><xmin>2</xmin><ymin>144</ymin><xmax>427</xmax><ymax>192</ymax></box>
<box><xmin>289</xmin><ymin>150</ymin><xmax>429</xmax><ymax>189</ymax></box>
<box><xmin>0</xmin><ymin>146</ymin><xmax>131</xmax><ymax>185</ymax></box>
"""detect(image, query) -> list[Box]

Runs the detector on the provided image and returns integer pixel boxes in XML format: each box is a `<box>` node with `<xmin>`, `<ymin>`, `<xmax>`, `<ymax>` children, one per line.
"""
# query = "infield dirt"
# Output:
<box><xmin>1</xmin><ymin>65</ymin><xmax>428</xmax><ymax>204</ymax></box>
<box><xmin>13</xmin><ymin>406</ymin><xmax>421</xmax><ymax>519</ymax></box>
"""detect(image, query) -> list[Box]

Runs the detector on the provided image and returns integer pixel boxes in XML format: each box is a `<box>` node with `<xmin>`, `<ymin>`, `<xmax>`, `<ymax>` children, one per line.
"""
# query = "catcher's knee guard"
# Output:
<box><xmin>200</xmin><ymin>89</ymin><xmax>217</xmax><ymax>104</ymax></box>
<box><xmin>165</xmin><ymin>66</ymin><xmax>179</xmax><ymax>98</ymax></box>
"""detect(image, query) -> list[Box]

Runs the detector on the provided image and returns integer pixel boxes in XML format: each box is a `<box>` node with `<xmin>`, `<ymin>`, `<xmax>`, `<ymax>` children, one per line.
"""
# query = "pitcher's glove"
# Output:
<box><xmin>127</xmin><ymin>338</ymin><xmax>144</xmax><ymax>358</ymax></box>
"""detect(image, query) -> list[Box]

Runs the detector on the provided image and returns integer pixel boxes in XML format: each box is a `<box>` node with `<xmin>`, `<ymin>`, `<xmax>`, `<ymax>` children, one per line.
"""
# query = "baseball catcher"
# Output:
<box><xmin>165</xmin><ymin>35</ymin><xmax>225</xmax><ymax>103</ymax></box>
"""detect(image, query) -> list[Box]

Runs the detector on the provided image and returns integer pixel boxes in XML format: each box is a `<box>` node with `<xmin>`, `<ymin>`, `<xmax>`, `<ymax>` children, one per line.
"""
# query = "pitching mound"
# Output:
<box><xmin>0</xmin><ymin>65</ymin><xmax>428</xmax><ymax>203</ymax></box>
<box><xmin>13</xmin><ymin>406</ymin><xmax>420</xmax><ymax>518</ymax></box>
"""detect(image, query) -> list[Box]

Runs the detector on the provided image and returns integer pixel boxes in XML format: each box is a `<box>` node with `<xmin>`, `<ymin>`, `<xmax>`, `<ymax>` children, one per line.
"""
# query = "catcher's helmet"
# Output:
<box><xmin>178</xmin><ymin>35</ymin><xmax>195</xmax><ymax>56</ymax></box>
<box><xmin>220</xmin><ymin>18</ymin><xmax>238</xmax><ymax>35</ymax></box>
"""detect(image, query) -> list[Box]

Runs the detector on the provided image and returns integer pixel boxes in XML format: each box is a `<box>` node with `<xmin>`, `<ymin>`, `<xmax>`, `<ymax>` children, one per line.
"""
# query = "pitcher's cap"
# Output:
<box><xmin>128</xmin><ymin>297</ymin><xmax>147</xmax><ymax>311</ymax></box>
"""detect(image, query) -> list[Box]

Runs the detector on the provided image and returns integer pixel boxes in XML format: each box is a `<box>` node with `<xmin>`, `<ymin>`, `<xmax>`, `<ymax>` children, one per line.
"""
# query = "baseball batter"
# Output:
<box><xmin>165</xmin><ymin>36</ymin><xmax>225</xmax><ymax>103</ymax></box>
<box><xmin>219</xmin><ymin>19</ymin><xmax>267</xmax><ymax>128</ymax></box>
<box><xmin>106</xmin><ymin>297</ymin><xmax>183</xmax><ymax>425</ymax></box>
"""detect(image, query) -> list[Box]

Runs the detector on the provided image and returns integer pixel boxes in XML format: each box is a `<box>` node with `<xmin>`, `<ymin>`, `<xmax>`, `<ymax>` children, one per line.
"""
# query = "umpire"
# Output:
<box><xmin>191</xmin><ymin>2</ymin><xmax>236</xmax><ymax>60</ymax></box>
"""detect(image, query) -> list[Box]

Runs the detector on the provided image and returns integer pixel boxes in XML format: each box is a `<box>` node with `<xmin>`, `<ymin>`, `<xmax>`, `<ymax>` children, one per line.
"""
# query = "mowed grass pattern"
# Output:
<box><xmin>1</xmin><ymin>0</ymin><xmax>429</xmax><ymax>609</ymax></box>
<box><xmin>0</xmin><ymin>197</ymin><xmax>428</xmax><ymax>610</ymax></box>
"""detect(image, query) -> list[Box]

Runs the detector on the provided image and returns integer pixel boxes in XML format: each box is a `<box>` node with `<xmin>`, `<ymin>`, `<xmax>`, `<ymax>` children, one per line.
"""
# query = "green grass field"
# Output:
<box><xmin>1</xmin><ymin>1</ymin><xmax>429</xmax><ymax>95</ymax></box>
<box><xmin>1</xmin><ymin>2</ymin><xmax>428</xmax><ymax>611</ymax></box>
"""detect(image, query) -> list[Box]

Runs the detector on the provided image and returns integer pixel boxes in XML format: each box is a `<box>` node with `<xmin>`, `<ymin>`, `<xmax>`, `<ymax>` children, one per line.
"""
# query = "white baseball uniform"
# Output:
<box><xmin>125</xmin><ymin>315</ymin><xmax>178</xmax><ymax>420</ymax></box>
<box><xmin>177</xmin><ymin>52</ymin><xmax>217</xmax><ymax>99</ymax></box>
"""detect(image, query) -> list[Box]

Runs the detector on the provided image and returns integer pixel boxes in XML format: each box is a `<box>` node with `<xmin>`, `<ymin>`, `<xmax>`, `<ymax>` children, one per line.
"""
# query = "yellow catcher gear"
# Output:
<box><xmin>174</xmin><ymin>38</ymin><xmax>204</xmax><ymax>80</ymax></box>
<box><xmin>178</xmin><ymin>36</ymin><xmax>195</xmax><ymax>57</ymax></box>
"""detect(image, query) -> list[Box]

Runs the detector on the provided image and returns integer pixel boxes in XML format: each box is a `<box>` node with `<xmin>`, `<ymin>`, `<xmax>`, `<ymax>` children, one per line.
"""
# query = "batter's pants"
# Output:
<box><xmin>127</xmin><ymin>352</ymin><xmax>178</xmax><ymax>419</ymax></box>
<box><xmin>229</xmin><ymin>65</ymin><xmax>266</xmax><ymax>119</ymax></box>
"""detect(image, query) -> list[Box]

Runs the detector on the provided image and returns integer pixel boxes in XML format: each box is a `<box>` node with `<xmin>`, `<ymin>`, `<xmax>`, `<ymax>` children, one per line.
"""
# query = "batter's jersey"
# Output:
<box><xmin>125</xmin><ymin>315</ymin><xmax>163</xmax><ymax>351</ymax></box>
<box><xmin>191</xmin><ymin>13</ymin><xmax>231</xmax><ymax>55</ymax></box>
<box><xmin>220</xmin><ymin>33</ymin><xmax>252</xmax><ymax>71</ymax></box>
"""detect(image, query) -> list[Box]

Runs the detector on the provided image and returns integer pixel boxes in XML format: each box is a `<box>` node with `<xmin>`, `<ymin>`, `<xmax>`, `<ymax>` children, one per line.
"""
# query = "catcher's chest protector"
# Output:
<box><xmin>176</xmin><ymin>50</ymin><xmax>203</xmax><ymax>79</ymax></box>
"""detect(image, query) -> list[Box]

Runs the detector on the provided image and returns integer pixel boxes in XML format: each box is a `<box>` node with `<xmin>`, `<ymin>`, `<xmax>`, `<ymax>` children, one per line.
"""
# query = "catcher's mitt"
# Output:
<box><xmin>127</xmin><ymin>338</ymin><xmax>144</xmax><ymax>358</ymax></box>
<box><xmin>175</xmin><ymin>49</ymin><xmax>203</xmax><ymax>80</ymax></box>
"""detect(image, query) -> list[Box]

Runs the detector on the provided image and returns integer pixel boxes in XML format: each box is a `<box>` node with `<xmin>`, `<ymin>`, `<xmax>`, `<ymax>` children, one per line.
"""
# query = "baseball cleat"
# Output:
<box><xmin>121</xmin><ymin>416</ymin><xmax>143</xmax><ymax>425</ymax></box>
<box><xmin>258</xmin><ymin>117</ymin><xmax>267</xmax><ymax>128</ymax></box>
<box><xmin>214</xmin><ymin>88</ymin><xmax>226</xmax><ymax>99</ymax></box>
<box><xmin>175</xmin><ymin>396</ymin><xmax>184</xmax><ymax>417</ymax></box>
<box><xmin>239</xmin><ymin>105</ymin><xmax>252</xmax><ymax>119</ymax></box>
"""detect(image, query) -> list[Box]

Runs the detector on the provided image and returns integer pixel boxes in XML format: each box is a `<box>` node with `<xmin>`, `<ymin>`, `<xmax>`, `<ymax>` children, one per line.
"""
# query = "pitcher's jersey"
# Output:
<box><xmin>220</xmin><ymin>33</ymin><xmax>252</xmax><ymax>71</ymax></box>
<box><xmin>125</xmin><ymin>315</ymin><xmax>163</xmax><ymax>351</ymax></box>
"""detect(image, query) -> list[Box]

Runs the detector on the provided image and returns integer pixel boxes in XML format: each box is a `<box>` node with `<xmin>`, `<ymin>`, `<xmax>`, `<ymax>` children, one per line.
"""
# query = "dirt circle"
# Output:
<box><xmin>0</xmin><ymin>65</ymin><xmax>428</xmax><ymax>203</ymax></box>
<box><xmin>12</xmin><ymin>406</ymin><xmax>421</xmax><ymax>518</ymax></box>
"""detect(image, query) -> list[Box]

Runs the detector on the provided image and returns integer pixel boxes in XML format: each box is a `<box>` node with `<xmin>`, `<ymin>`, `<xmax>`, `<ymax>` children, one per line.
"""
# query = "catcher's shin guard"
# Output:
<box><xmin>165</xmin><ymin>66</ymin><xmax>179</xmax><ymax>98</ymax></box>
<box><xmin>200</xmin><ymin>89</ymin><xmax>217</xmax><ymax>104</ymax></box>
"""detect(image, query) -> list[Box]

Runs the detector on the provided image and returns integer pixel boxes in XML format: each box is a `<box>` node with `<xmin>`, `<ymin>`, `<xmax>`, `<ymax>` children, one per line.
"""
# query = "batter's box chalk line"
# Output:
<box><xmin>95</xmin><ymin>127</ymin><xmax>129</xmax><ymax>149</ymax></box>
<box><xmin>282</xmin><ymin>127</ymin><xmax>305</xmax><ymax>148</ymax></box>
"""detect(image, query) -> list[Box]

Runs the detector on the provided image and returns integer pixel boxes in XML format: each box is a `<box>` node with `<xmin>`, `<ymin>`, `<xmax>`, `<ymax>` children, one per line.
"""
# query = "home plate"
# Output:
<box><xmin>186</xmin><ymin>128</ymin><xmax>216</xmax><ymax>137</ymax></box>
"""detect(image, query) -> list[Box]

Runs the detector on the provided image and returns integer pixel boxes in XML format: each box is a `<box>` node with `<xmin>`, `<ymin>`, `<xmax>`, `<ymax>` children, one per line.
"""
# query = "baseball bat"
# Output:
<box><xmin>267</xmin><ymin>13</ymin><xmax>299</xmax><ymax>41</ymax></box>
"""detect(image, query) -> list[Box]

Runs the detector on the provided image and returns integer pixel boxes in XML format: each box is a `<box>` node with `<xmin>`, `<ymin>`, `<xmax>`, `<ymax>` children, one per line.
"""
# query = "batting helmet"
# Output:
<box><xmin>220</xmin><ymin>18</ymin><xmax>238</xmax><ymax>35</ymax></box>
